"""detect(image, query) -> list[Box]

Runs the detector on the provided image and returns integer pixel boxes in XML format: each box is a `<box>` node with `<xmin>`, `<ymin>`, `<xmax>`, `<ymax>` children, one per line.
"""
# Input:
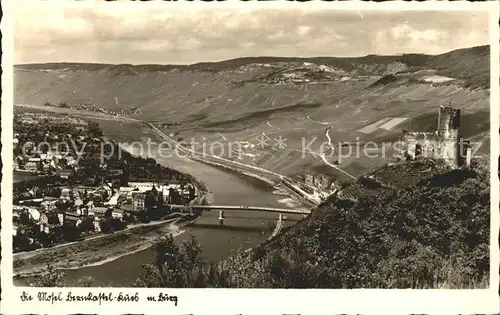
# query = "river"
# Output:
<box><xmin>19</xmin><ymin>136</ymin><xmax>304</xmax><ymax>286</ymax></box>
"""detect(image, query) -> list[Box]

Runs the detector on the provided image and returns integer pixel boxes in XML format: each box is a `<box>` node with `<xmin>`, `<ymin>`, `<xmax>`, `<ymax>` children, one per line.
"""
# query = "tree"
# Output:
<box><xmin>134</xmin><ymin>235</ymin><xmax>218</xmax><ymax>288</ymax></box>
<box><xmin>144</xmin><ymin>189</ymin><xmax>158</xmax><ymax>211</ymax></box>
<box><xmin>13</xmin><ymin>233</ymin><xmax>40</xmax><ymax>252</ymax></box>
<box><xmin>62</xmin><ymin>222</ymin><xmax>81</xmax><ymax>241</ymax></box>
<box><xmin>78</xmin><ymin>217</ymin><xmax>95</xmax><ymax>234</ymax></box>
<box><xmin>19</xmin><ymin>211</ymin><xmax>32</xmax><ymax>225</ymax></box>
<box><xmin>137</xmin><ymin>210</ymin><xmax>148</xmax><ymax>223</ymax></box>
<box><xmin>76</xmin><ymin>276</ymin><xmax>99</xmax><ymax>287</ymax></box>
<box><xmin>109</xmin><ymin>218</ymin><xmax>126</xmax><ymax>231</ymax></box>
<box><xmin>100</xmin><ymin>218</ymin><xmax>113</xmax><ymax>234</ymax></box>
<box><xmin>88</xmin><ymin>121</ymin><xmax>103</xmax><ymax>137</ymax></box>
<box><xmin>30</xmin><ymin>265</ymin><xmax>66</xmax><ymax>287</ymax></box>
<box><xmin>55</xmin><ymin>200</ymin><xmax>71</xmax><ymax>212</ymax></box>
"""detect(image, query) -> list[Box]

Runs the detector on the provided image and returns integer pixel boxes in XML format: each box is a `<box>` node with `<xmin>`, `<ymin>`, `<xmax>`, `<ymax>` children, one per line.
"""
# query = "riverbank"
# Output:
<box><xmin>13</xmin><ymin>139</ymin><xmax>210</xmax><ymax>281</ymax></box>
<box><xmin>147</xmin><ymin>123</ymin><xmax>319</xmax><ymax>207</ymax></box>
<box><xmin>198</xmin><ymin>157</ymin><xmax>320</xmax><ymax>208</ymax></box>
<box><xmin>13</xmin><ymin>142</ymin><xmax>296</xmax><ymax>282</ymax></box>
<box><xmin>13</xmin><ymin>214</ymin><xmax>193</xmax><ymax>280</ymax></box>
<box><xmin>12</xmin><ymin>107</ymin><xmax>313</xmax><ymax>286</ymax></box>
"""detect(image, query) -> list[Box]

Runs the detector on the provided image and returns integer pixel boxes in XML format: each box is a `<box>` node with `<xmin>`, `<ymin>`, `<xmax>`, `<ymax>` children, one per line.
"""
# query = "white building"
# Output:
<box><xmin>128</xmin><ymin>182</ymin><xmax>160</xmax><ymax>192</ymax></box>
<box><xmin>119</xmin><ymin>187</ymin><xmax>136</xmax><ymax>193</ymax></box>
<box><xmin>119</xmin><ymin>187</ymin><xmax>136</xmax><ymax>198</ymax></box>
<box><xmin>104</xmin><ymin>192</ymin><xmax>120</xmax><ymax>206</ymax></box>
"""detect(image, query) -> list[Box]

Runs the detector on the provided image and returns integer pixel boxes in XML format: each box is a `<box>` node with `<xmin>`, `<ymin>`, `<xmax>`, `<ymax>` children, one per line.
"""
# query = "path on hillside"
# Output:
<box><xmin>298</xmin><ymin>83</ymin><xmax>383</xmax><ymax>180</ymax></box>
<box><xmin>319</xmin><ymin>128</ymin><xmax>357</xmax><ymax>180</ymax></box>
<box><xmin>218</xmin><ymin>132</ymin><xmax>228</xmax><ymax>141</ymax></box>
<box><xmin>305</xmin><ymin>85</ymin><xmax>382</xmax><ymax>126</ymax></box>
<box><xmin>149</xmin><ymin>123</ymin><xmax>322</xmax><ymax>205</ymax></box>
<box><xmin>150</xmin><ymin>123</ymin><xmax>286</xmax><ymax>180</ymax></box>
<box><xmin>306</xmin><ymin>114</ymin><xmax>333</xmax><ymax>125</ymax></box>
<box><xmin>266</xmin><ymin>120</ymin><xmax>280</xmax><ymax>129</ymax></box>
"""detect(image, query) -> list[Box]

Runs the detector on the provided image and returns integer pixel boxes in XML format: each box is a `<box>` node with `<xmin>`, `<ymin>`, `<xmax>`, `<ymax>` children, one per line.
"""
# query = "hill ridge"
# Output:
<box><xmin>15</xmin><ymin>45</ymin><xmax>488</xmax><ymax>70</ymax></box>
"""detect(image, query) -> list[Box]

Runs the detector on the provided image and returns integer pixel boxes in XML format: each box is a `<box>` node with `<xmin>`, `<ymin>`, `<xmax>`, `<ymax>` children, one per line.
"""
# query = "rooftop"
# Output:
<box><xmin>92</xmin><ymin>207</ymin><xmax>111</xmax><ymax>214</ymax></box>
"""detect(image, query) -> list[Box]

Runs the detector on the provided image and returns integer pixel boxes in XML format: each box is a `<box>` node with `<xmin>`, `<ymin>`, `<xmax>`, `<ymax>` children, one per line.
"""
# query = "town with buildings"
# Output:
<box><xmin>12</xmin><ymin>108</ymin><xmax>198</xmax><ymax>253</ymax></box>
<box><xmin>259</xmin><ymin>62</ymin><xmax>371</xmax><ymax>85</ymax></box>
<box><xmin>43</xmin><ymin>101</ymin><xmax>142</xmax><ymax>117</ymax></box>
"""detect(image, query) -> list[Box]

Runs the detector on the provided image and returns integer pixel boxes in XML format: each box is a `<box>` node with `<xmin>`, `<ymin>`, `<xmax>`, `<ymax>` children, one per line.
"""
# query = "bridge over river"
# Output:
<box><xmin>168</xmin><ymin>204</ymin><xmax>311</xmax><ymax>226</ymax></box>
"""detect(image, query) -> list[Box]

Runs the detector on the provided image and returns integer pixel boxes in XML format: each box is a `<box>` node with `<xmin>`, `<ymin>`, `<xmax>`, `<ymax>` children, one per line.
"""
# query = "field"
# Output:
<box><xmin>14</xmin><ymin>45</ymin><xmax>491</xmax><ymax>183</ymax></box>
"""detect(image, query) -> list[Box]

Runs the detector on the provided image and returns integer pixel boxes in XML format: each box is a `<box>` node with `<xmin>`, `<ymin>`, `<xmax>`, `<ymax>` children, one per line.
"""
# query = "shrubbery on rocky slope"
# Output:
<box><xmin>218</xmin><ymin>159</ymin><xmax>490</xmax><ymax>288</ymax></box>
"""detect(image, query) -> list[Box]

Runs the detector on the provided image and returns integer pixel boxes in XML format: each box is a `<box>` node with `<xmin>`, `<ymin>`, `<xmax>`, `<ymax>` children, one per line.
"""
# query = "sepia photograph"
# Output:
<box><xmin>1</xmin><ymin>1</ymin><xmax>499</xmax><ymax>314</ymax></box>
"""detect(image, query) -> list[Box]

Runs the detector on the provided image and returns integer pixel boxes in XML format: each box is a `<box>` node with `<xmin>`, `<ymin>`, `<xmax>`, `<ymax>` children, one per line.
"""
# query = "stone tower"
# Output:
<box><xmin>437</xmin><ymin>106</ymin><xmax>460</xmax><ymax>140</ymax></box>
<box><xmin>436</xmin><ymin>106</ymin><xmax>461</xmax><ymax>168</ymax></box>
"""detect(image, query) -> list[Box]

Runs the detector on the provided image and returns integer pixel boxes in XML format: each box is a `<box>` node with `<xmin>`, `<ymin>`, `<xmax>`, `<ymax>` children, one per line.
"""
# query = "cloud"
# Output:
<box><xmin>13</xmin><ymin>6</ymin><xmax>490</xmax><ymax>64</ymax></box>
<box><xmin>370</xmin><ymin>12</ymin><xmax>488</xmax><ymax>56</ymax></box>
<box><xmin>373</xmin><ymin>24</ymin><xmax>451</xmax><ymax>55</ymax></box>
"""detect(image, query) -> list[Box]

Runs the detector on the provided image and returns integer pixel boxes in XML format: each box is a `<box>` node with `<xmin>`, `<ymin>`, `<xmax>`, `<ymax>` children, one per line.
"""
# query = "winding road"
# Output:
<box><xmin>306</xmin><ymin>114</ymin><xmax>333</xmax><ymax>125</ymax></box>
<box><xmin>318</xmin><ymin>127</ymin><xmax>357</xmax><ymax>180</ymax></box>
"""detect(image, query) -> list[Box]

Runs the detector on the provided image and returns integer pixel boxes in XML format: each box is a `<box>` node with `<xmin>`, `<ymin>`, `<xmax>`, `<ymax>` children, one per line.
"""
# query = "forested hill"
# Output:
<box><xmin>235</xmin><ymin>158</ymin><xmax>490</xmax><ymax>288</ymax></box>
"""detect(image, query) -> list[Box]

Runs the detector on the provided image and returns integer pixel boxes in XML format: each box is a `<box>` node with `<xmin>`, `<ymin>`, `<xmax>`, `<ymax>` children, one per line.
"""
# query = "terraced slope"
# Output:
<box><xmin>14</xmin><ymin>45</ymin><xmax>491</xmax><ymax>182</ymax></box>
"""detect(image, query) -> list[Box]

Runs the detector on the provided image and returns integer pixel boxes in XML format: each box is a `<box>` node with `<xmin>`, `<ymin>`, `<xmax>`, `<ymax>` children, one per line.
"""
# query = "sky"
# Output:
<box><xmin>13</xmin><ymin>4</ymin><xmax>490</xmax><ymax>65</ymax></box>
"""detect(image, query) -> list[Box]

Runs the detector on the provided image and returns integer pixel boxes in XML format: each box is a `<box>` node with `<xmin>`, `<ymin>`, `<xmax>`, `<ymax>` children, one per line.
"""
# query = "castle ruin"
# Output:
<box><xmin>398</xmin><ymin>106</ymin><xmax>472</xmax><ymax>168</ymax></box>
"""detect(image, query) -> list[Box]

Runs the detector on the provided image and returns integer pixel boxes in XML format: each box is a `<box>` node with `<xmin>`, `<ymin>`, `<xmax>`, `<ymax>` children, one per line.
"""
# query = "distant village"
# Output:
<box><xmin>227</xmin><ymin>62</ymin><xmax>375</xmax><ymax>87</ymax></box>
<box><xmin>13</xmin><ymin>108</ymin><xmax>198</xmax><ymax>253</ymax></box>
<box><xmin>44</xmin><ymin>101</ymin><xmax>142</xmax><ymax>117</ymax></box>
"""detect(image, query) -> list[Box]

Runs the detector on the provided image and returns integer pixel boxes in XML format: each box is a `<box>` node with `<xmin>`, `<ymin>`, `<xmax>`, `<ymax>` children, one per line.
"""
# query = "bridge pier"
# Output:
<box><xmin>218</xmin><ymin>210</ymin><xmax>225</xmax><ymax>226</ymax></box>
<box><xmin>278</xmin><ymin>213</ymin><xmax>285</xmax><ymax>223</ymax></box>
